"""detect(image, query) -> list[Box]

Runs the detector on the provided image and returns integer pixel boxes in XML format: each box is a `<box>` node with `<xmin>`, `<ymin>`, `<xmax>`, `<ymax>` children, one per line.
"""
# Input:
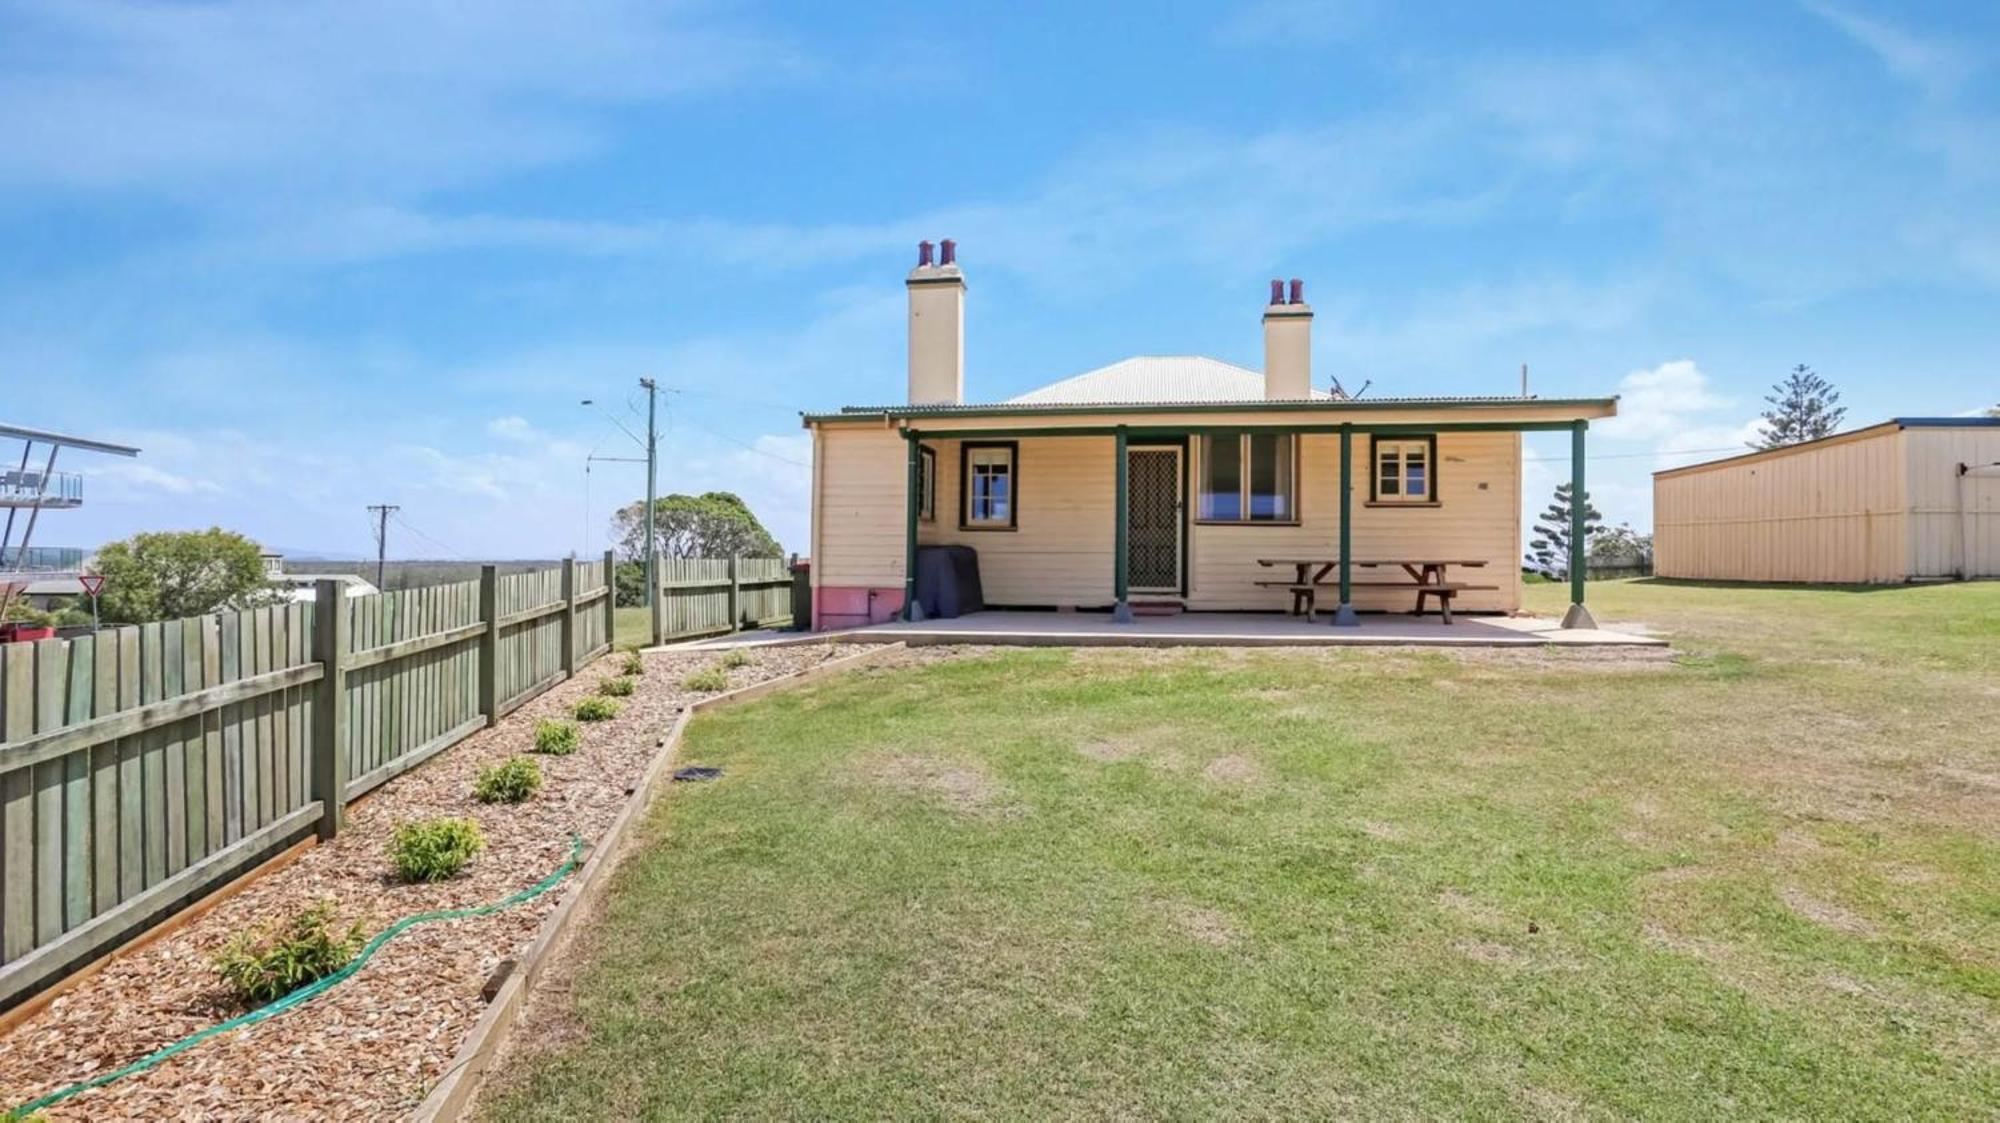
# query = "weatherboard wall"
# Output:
<box><xmin>816</xmin><ymin>422</ymin><xmax>1523</xmax><ymax>616</ymax></box>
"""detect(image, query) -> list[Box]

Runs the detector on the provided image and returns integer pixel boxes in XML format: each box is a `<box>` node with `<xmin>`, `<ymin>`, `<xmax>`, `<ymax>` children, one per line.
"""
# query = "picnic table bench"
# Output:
<box><xmin>1254</xmin><ymin>558</ymin><xmax>1497</xmax><ymax>624</ymax></box>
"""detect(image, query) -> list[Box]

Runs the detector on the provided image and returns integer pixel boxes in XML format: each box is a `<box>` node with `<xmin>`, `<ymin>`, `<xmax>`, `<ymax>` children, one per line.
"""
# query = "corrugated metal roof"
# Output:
<box><xmin>808</xmin><ymin>396</ymin><xmax>1617</xmax><ymax>422</ymax></box>
<box><xmin>1653</xmin><ymin>416</ymin><xmax>2000</xmax><ymax>478</ymax></box>
<box><xmin>1005</xmin><ymin>355</ymin><xmax>1329</xmax><ymax>404</ymax></box>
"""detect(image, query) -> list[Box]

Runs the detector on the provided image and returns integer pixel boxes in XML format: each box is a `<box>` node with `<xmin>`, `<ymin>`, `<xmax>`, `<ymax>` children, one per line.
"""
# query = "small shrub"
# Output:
<box><xmin>620</xmin><ymin>652</ymin><xmax>645</xmax><ymax>677</ymax></box>
<box><xmin>473</xmin><ymin>757</ymin><xmax>542</xmax><ymax>803</ymax></box>
<box><xmin>388</xmin><ymin>817</ymin><xmax>485</xmax><ymax>882</ymax></box>
<box><xmin>719</xmin><ymin>648</ymin><xmax>752</xmax><ymax>670</ymax></box>
<box><xmin>597</xmin><ymin>676</ymin><xmax>636</xmax><ymax>698</ymax></box>
<box><xmin>573</xmin><ymin>695</ymin><xmax>620</xmax><ymax>722</ymax></box>
<box><xmin>534</xmin><ymin>718</ymin><xmax>581</xmax><ymax>755</ymax></box>
<box><xmin>682</xmin><ymin>667</ymin><xmax>730</xmax><ymax>693</ymax></box>
<box><xmin>213</xmin><ymin>900</ymin><xmax>364</xmax><ymax>1005</ymax></box>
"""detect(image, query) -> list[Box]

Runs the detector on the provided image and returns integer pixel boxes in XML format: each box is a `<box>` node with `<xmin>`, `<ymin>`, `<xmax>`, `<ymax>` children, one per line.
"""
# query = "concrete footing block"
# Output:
<box><xmin>1560</xmin><ymin>602</ymin><xmax>1598</xmax><ymax>630</ymax></box>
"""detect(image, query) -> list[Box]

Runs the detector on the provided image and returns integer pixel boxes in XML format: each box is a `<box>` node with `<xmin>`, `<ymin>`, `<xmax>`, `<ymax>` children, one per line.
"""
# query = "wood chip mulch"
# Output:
<box><xmin>0</xmin><ymin>642</ymin><xmax>844</xmax><ymax>1121</ymax></box>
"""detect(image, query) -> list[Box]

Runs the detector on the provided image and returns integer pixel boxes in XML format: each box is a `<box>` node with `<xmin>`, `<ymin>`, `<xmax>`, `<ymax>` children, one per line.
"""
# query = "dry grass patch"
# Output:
<box><xmin>867</xmin><ymin>752</ymin><xmax>1017</xmax><ymax>818</ymax></box>
<box><xmin>1156</xmin><ymin>899</ymin><xmax>1244</xmax><ymax>948</ymax></box>
<box><xmin>1779</xmin><ymin>887</ymin><xmax>1879</xmax><ymax>937</ymax></box>
<box><xmin>1200</xmin><ymin>754</ymin><xmax>1266</xmax><ymax>787</ymax></box>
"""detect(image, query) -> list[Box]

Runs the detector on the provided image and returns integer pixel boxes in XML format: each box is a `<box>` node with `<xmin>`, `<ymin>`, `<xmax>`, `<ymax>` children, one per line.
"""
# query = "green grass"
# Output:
<box><xmin>612</xmin><ymin>606</ymin><xmax>650</xmax><ymax>651</ymax></box>
<box><xmin>487</xmin><ymin>580</ymin><xmax>2000</xmax><ymax>1120</ymax></box>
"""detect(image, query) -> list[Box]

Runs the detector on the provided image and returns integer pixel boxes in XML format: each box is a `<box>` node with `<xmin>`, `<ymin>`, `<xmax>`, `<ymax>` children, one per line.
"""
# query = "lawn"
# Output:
<box><xmin>486</xmin><ymin>581</ymin><xmax>1998</xmax><ymax>1120</ymax></box>
<box><xmin>612</xmin><ymin>604</ymin><xmax>650</xmax><ymax>650</ymax></box>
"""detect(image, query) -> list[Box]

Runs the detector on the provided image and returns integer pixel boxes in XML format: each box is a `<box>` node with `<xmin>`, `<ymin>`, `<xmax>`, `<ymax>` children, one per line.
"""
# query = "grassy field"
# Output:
<box><xmin>487</xmin><ymin>581</ymin><xmax>1998</xmax><ymax>1120</ymax></box>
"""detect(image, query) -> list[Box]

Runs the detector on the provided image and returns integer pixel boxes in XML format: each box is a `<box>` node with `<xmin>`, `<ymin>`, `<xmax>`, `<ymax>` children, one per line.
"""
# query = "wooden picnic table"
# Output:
<box><xmin>1255</xmin><ymin>557</ymin><xmax>1494</xmax><ymax>624</ymax></box>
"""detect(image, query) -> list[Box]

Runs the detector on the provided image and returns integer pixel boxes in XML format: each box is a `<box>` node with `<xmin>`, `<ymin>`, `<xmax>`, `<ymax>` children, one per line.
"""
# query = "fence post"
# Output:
<box><xmin>560</xmin><ymin>556</ymin><xmax>577</xmax><ymax>677</ymax></box>
<box><xmin>649</xmin><ymin>549</ymin><xmax>664</xmax><ymax>647</ymax></box>
<box><xmin>602</xmin><ymin>549</ymin><xmax>616</xmax><ymax>654</ymax></box>
<box><xmin>478</xmin><ymin>564</ymin><xmax>499</xmax><ymax>726</ymax></box>
<box><xmin>310</xmin><ymin>580</ymin><xmax>349</xmax><ymax>840</ymax></box>
<box><xmin>727</xmin><ymin>555</ymin><xmax>741</xmax><ymax>632</ymax></box>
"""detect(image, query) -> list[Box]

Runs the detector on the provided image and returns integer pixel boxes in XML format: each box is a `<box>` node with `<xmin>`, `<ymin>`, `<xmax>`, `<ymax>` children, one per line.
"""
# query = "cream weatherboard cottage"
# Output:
<box><xmin>802</xmin><ymin>243</ymin><xmax>1618</xmax><ymax>631</ymax></box>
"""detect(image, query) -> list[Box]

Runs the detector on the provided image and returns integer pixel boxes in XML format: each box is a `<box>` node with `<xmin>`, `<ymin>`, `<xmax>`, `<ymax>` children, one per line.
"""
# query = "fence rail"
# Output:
<box><xmin>0</xmin><ymin>551</ymin><xmax>618</xmax><ymax>1011</ymax></box>
<box><xmin>648</xmin><ymin>555</ymin><xmax>797</xmax><ymax>644</ymax></box>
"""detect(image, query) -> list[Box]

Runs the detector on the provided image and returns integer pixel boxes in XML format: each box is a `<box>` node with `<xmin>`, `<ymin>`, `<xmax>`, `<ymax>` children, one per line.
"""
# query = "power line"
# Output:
<box><xmin>388</xmin><ymin>511</ymin><xmax>467</xmax><ymax>561</ymax></box>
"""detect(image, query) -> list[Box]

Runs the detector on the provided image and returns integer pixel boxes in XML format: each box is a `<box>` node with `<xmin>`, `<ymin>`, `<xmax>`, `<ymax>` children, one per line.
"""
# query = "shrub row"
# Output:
<box><xmin>208</xmin><ymin>663</ymin><xmax>648</xmax><ymax>1007</ymax></box>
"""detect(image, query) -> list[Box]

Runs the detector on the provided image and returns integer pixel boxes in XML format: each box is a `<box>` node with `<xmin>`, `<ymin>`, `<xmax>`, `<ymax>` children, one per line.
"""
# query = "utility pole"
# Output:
<box><xmin>366</xmin><ymin>504</ymin><xmax>399</xmax><ymax>589</ymax></box>
<box><xmin>639</xmin><ymin>378</ymin><xmax>659</xmax><ymax>608</ymax></box>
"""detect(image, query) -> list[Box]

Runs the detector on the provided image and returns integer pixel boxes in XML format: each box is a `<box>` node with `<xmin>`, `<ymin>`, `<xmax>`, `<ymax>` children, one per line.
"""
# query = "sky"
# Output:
<box><xmin>3</xmin><ymin>0</ymin><xmax>1996</xmax><ymax>561</ymax></box>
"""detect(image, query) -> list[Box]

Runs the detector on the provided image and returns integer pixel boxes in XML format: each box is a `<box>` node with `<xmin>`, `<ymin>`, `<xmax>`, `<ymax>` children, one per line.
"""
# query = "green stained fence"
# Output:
<box><xmin>649</xmin><ymin>555</ymin><xmax>798</xmax><ymax>644</ymax></box>
<box><xmin>0</xmin><ymin>552</ymin><xmax>617</xmax><ymax>1012</ymax></box>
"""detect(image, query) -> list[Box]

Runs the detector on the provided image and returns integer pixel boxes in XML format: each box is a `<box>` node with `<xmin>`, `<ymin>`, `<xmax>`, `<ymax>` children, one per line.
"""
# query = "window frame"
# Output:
<box><xmin>958</xmin><ymin>440</ymin><xmax>1019</xmax><ymax>531</ymax></box>
<box><xmin>1369</xmin><ymin>434</ymin><xmax>1440</xmax><ymax>506</ymax></box>
<box><xmin>1193</xmin><ymin>431</ymin><xmax>1301</xmax><ymax>526</ymax></box>
<box><xmin>917</xmin><ymin>445</ymin><xmax>937</xmax><ymax>523</ymax></box>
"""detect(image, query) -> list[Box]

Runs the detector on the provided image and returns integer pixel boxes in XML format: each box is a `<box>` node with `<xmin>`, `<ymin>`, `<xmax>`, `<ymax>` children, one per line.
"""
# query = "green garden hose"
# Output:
<box><xmin>10</xmin><ymin>836</ymin><xmax>585</xmax><ymax>1119</ymax></box>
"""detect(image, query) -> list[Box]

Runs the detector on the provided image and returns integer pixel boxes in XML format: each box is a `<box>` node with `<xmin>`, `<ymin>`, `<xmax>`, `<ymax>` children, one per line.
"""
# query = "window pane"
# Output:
<box><xmin>1378</xmin><ymin>446</ymin><xmax>1401</xmax><ymax>496</ymax></box>
<box><xmin>1200</xmin><ymin>434</ymin><xmax>1241</xmax><ymax>520</ymax></box>
<box><xmin>1248</xmin><ymin>432</ymin><xmax>1293</xmax><ymax>520</ymax></box>
<box><xmin>966</xmin><ymin>448</ymin><xmax>1014</xmax><ymax>524</ymax></box>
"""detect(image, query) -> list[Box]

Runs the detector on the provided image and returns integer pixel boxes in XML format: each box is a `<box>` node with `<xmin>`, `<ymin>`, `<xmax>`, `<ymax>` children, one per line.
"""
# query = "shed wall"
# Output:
<box><xmin>1653</xmin><ymin>428</ymin><xmax>1909</xmax><ymax>583</ymax></box>
<box><xmin>1906</xmin><ymin>427</ymin><xmax>2000</xmax><ymax>578</ymax></box>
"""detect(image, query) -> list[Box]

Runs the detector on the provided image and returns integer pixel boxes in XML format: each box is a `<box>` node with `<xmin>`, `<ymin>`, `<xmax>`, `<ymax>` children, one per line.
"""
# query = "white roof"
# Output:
<box><xmin>1005</xmin><ymin>355</ymin><xmax>1329</xmax><ymax>405</ymax></box>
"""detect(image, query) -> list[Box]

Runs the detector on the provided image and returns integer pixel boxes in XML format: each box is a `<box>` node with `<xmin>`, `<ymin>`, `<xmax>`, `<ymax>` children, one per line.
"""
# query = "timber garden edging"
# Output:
<box><xmin>410</xmin><ymin>641</ymin><xmax>910</xmax><ymax>1122</ymax></box>
<box><xmin>0</xmin><ymin>553</ymin><xmax>619</xmax><ymax>1013</ymax></box>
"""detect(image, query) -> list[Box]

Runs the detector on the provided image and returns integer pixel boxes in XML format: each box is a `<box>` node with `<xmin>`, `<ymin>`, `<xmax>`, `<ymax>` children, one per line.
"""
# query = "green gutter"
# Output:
<box><xmin>804</xmin><ymin>397</ymin><xmax>1618</xmax><ymax>425</ymax></box>
<box><xmin>892</xmin><ymin>420</ymin><xmax>1589</xmax><ymax>440</ymax></box>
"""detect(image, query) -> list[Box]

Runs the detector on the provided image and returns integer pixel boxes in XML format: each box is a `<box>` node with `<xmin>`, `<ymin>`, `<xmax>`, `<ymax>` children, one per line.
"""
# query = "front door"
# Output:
<box><xmin>1126</xmin><ymin>446</ymin><xmax>1183</xmax><ymax>593</ymax></box>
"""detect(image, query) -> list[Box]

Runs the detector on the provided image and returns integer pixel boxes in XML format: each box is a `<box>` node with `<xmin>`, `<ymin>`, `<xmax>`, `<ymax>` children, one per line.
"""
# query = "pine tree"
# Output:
<box><xmin>1755</xmin><ymin>364</ymin><xmax>1845</xmax><ymax>449</ymax></box>
<box><xmin>1527</xmin><ymin>482</ymin><xmax>1601</xmax><ymax>577</ymax></box>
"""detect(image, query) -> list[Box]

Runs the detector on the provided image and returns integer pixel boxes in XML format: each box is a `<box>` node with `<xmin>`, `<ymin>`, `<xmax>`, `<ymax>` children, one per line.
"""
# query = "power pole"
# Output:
<box><xmin>366</xmin><ymin>504</ymin><xmax>399</xmax><ymax>589</ymax></box>
<box><xmin>638</xmin><ymin>378</ymin><xmax>659</xmax><ymax>608</ymax></box>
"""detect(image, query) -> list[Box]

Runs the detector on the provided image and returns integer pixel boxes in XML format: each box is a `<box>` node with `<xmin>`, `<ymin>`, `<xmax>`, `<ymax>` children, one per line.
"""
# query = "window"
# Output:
<box><xmin>918</xmin><ymin>445</ymin><xmax>937</xmax><ymax>522</ymax></box>
<box><xmin>1198</xmin><ymin>433</ymin><xmax>1295</xmax><ymax>522</ymax></box>
<box><xmin>1372</xmin><ymin>436</ymin><xmax>1437</xmax><ymax>503</ymax></box>
<box><xmin>960</xmin><ymin>442</ymin><xmax>1017</xmax><ymax>529</ymax></box>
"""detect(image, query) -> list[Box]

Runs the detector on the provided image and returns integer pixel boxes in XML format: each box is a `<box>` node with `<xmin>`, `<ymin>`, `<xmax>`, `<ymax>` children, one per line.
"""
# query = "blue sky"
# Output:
<box><xmin>3</xmin><ymin>0</ymin><xmax>1996</xmax><ymax>560</ymax></box>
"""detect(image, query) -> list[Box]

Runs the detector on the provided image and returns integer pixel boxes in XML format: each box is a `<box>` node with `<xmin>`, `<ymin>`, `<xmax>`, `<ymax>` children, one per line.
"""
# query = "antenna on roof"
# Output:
<box><xmin>1328</xmin><ymin>377</ymin><xmax>1371</xmax><ymax>401</ymax></box>
<box><xmin>1521</xmin><ymin>362</ymin><xmax>1530</xmax><ymax>398</ymax></box>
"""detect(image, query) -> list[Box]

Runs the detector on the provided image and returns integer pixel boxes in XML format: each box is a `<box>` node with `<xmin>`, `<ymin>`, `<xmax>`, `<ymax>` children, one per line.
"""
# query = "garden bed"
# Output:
<box><xmin>0</xmin><ymin>642</ymin><xmax>842</xmax><ymax>1120</ymax></box>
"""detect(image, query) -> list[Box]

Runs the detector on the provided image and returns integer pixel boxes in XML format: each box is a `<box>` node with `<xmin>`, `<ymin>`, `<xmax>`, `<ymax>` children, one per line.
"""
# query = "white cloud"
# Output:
<box><xmin>0</xmin><ymin>0</ymin><xmax>807</xmax><ymax>196</ymax></box>
<box><xmin>485</xmin><ymin>416</ymin><xmax>539</xmax><ymax>443</ymax></box>
<box><xmin>1802</xmin><ymin>3</ymin><xmax>1979</xmax><ymax>100</ymax></box>
<box><xmin>1596</xmin><ymin>359</ymin><xmax>1732</xmax><ymax>441</ymax></box>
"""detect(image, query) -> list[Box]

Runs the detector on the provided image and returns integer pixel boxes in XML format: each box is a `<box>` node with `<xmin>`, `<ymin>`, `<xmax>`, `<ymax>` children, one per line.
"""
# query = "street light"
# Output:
<box><xmin>581</xmin><ymin>380</ymin><xmax>661</xmax><ymax>607</ymax></box>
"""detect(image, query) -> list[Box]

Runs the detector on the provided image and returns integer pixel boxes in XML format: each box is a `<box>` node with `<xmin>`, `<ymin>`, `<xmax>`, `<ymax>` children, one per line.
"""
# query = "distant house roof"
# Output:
<box><xmin>1005</xmin><ymin>355</ymin><xmax>1330</xmax><ymax>405</ymax></box>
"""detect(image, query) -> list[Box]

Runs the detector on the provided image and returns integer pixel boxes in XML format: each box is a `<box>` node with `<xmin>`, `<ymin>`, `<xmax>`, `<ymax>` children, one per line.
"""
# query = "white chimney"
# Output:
<box><xmin>1262</xmin><ymin>277</ymin><xmax>1312</xmax><ymax>400</ymax></box>
<box><xmin>907</xmin><ymin>239</ymin><xmax>965</xmax><ymax>405</ymax></box>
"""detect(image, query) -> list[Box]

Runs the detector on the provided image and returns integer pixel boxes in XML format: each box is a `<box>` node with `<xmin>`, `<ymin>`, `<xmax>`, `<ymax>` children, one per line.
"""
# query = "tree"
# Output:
<box><xmin>612</xmin><ymin>559</ymin><xmax>648</xmax><ymax>607</ymax></box>
<box><xmin>611</xmin><ymin>492</ymin><xmax>782</xmax><ymax>561</ymax></box>
<box><xmin>1588</xmin><ymin>523</ymin><xmax>1653</xmax><ymax>572</ymax></box>
<box><xmin>1755</xmin><ymin>364</ymin><xmax>1845</xmax><ymax>449</ymax></box>
<box><xmin>89</xmin><ymin>528</ymin><xmax>273</xmax><ymax>624</ymax></box>
<box><xmin>1527</xmin><ymin>482</ymin><xmax>1602</xmax><ymax>577</ymax></box>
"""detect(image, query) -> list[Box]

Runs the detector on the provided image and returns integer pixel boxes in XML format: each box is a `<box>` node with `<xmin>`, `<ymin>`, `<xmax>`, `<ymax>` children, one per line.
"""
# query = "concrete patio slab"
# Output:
<box><xmin>662</xmin><ymin>611</ymin><xmax>1665</xmax><ymax>650</ymax></box>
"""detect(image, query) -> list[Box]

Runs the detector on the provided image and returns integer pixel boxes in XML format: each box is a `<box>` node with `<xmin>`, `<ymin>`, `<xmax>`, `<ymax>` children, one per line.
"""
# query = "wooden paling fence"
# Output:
<box><xmin>0</xmin><ymin>552</ymin><xmax>617</xmax><ymax>1010</ymax></box>
<box><xmin>649</xmin><ymin>555</ymin><xmax>797</xmax><ymax>644</ymax></box>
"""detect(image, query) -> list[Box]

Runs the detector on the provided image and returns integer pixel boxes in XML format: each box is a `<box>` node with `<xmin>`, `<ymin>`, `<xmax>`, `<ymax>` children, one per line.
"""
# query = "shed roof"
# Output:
<box><xmin>1652</xmin><ymin>416</ymin><xmax>2000</xmax><ymax>479</ymax></box>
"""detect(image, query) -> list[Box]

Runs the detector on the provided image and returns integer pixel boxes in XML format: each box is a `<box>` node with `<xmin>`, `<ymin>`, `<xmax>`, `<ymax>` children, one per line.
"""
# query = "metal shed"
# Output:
<box><xmin>1653</xmin><ymin>417</ymin><xmax>2000</xmax><ymax>583</ymax></box>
